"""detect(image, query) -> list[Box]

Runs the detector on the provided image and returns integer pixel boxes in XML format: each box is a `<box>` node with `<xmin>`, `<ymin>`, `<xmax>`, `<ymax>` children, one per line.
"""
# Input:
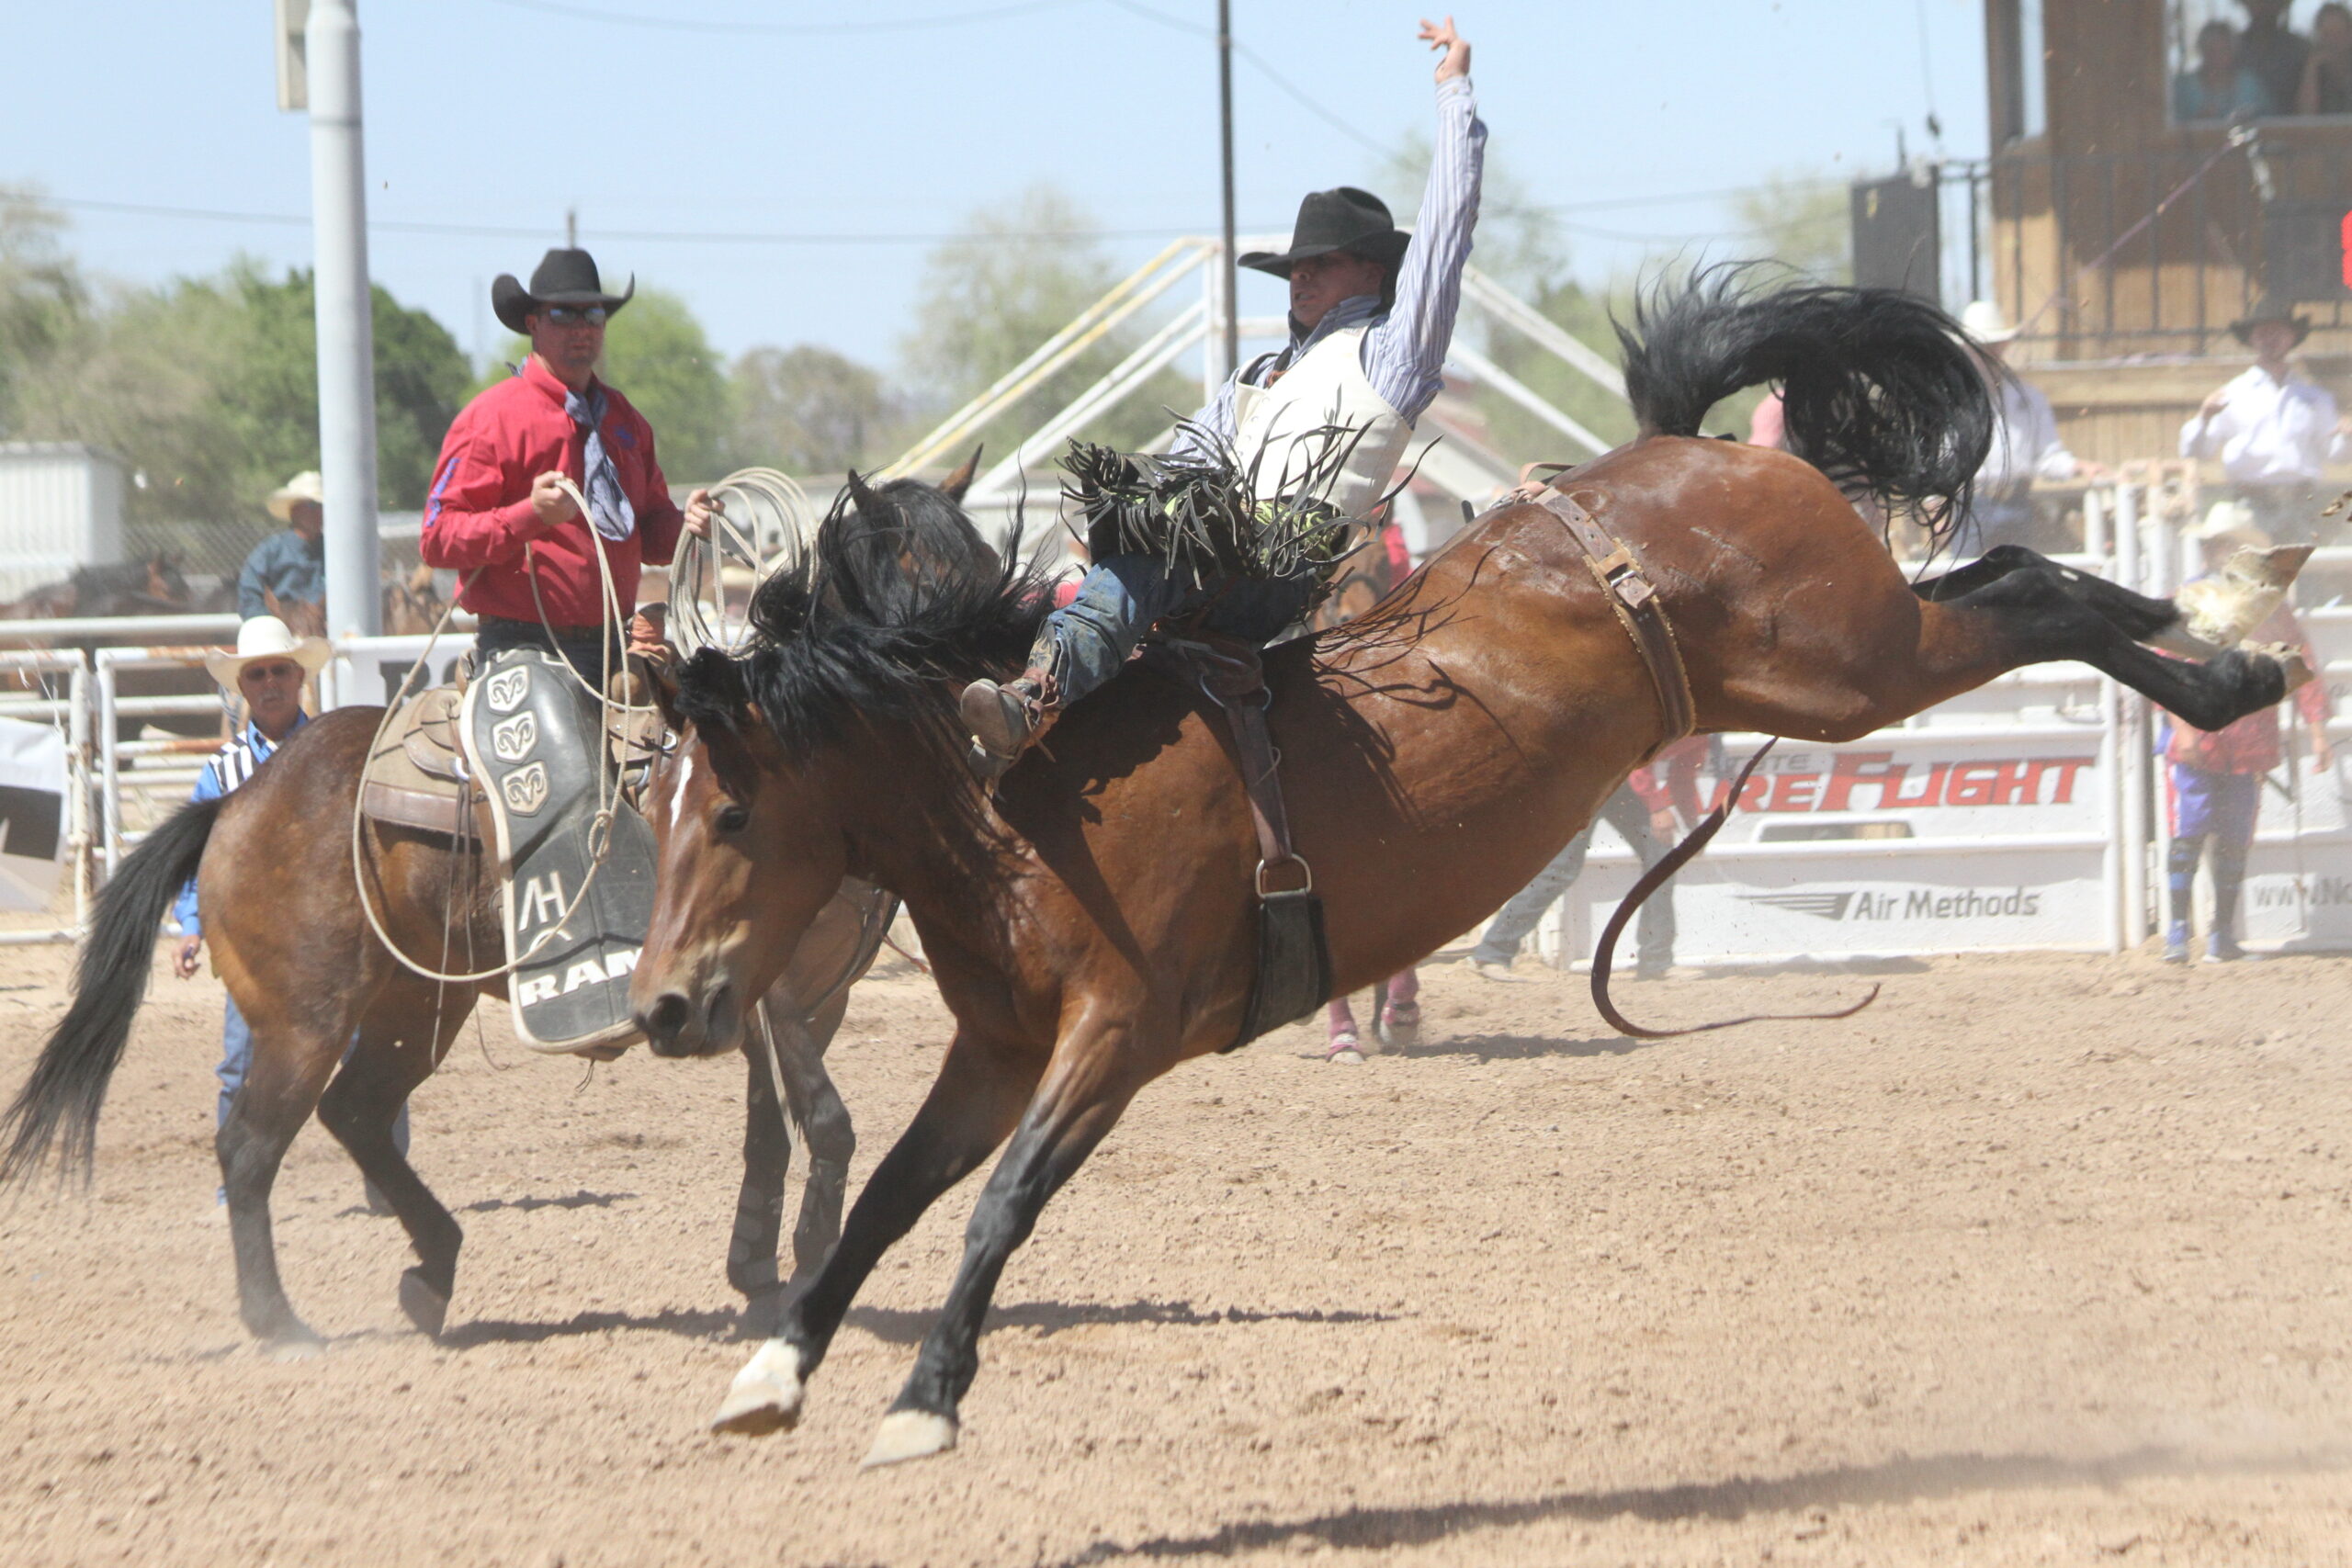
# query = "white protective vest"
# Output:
<box><xmin>1229</xmin><ymin>324</ymin><xmax>1419</xmax><ymax>522</ymax></box>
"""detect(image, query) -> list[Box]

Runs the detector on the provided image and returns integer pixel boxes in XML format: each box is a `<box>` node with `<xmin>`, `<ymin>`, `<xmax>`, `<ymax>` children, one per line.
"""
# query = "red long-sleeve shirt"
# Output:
<box><xmin>420</xmin><ymin>356</ymin><xmax>684</xmax><ymax>626</ymax></box>
<box><xmin>1626</xmin><ymin>734</ymin><xmax>1709</xmax><ymax>823</ymax></box>
<box><xmin>2163</xmin><ymin>603</ymin><xmax>2332</xmax><ymax>774</ymax></box>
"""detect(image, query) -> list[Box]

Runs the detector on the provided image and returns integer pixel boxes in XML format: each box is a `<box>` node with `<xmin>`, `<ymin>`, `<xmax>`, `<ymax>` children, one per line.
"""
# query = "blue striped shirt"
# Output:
<box><xmin>1181</xmin><ymin>75</ymin><xmax>1486</xmax><ymax>453</ymax></box>
<box><xmin>171</xmin><ymin>714</ymin><xmax>307</xmax><ymax>937</ymax></box>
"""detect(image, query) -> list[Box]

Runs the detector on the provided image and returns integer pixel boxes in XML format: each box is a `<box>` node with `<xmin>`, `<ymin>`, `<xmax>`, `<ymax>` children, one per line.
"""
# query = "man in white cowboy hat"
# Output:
<box><xmin>168</xmin><ymin>616</ymin><xmax>403</xmax><ymax>1206</ymax></box>
<box><xmin>1955</xmin><ymin>299</ymin><xmax>2098</xmax><ymax>554</ymax></box>
<box><xmin>2180</xmin><ymin>297</ymin><xmax>2352</xmax><ymax>544</ymax></box>
<box><xmin>236</xmin><ymin>470</ymin><xmax>327</xmax><ymax>624</ymax></box>
<box><xmin>2157</xmin><ymin>503</ymin><xmax>2334</xmax><ymax>964</ymax></box>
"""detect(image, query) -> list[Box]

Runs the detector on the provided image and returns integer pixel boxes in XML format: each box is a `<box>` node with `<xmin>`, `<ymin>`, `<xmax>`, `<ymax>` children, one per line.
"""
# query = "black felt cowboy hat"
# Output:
<box><xmin>1238</xmin><ymin>186</ymin><xmax>1410</xmax><ymax>277</ymax></box>
<box><xmin>491</xmin><ymin>248</ymin><xmax>635</xmax><ymax>334</ymax></box>
<box><xmin>2229</xmin><ymin>296</ymin><xmax>2312</xmax><ymax>346</ymax></box>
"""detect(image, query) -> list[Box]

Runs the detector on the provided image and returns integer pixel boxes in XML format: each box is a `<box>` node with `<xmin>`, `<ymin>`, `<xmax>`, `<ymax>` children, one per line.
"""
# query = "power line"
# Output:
<box><xmin>1097</xmin><ymin>0</ymin><xmax>1390</xmax><ymax>155</ymax></box>
<box><xmin>476</xmin><ymin>0</ymin><xmax>1083</xmax><ymax>35</ymax></box>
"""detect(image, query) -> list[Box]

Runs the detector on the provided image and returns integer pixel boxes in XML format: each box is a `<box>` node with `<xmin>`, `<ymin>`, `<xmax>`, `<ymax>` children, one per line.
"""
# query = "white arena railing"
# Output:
<box><xmin>51</xmin><ymin>479</ymin><xmax>2349</xmax><ymax>965</ymax></box>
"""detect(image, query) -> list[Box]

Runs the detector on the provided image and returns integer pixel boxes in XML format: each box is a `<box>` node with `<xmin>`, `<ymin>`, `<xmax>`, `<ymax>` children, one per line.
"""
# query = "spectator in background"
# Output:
<box><xmin>2238</xmin><ymin>0</ymin><xmax>2313</xmax><ymax>113</ymax></box>
<box><xmin>2159</xmin><ymin>507</ymin><xmax>2333</xmax><ymax>964</ymax></box>
<box><xmin>1747</xmin><ymin>386</ymin><xmax>1786</xmax><ymax>450</ymax></box>
<box><xmin>2177</xmin><ymin>19</ymin><xmax>2268</xmax><ymax>119</ymax></box>
<box><xmin>2297</xmin><ymin>2</ymin><xmax>2352</xmax><ymax>111</ymax></box>
<box><xmin>2179</xmin><ymin>298</ymin><xmax>2351</xmax><ymax>544</ymax></box>
<box><xmin>1955</xmin><ymin>301</ymin><xmax>2099</xmax><ymax>555</ymax></box>
<box><xmin>237</xmin><ymin>470</ymin><xmax>327</xmax><ymax>629</ymax></box>
<box><xmin>1466</xmin><ymin>737</ymin><xmax>1708</xmax><ymax>984</ymax></box>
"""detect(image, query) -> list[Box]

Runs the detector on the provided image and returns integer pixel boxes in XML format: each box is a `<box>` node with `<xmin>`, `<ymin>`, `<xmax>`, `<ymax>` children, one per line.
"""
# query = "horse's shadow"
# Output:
<box><xmin>438</xmin><ymin>1305</ymin><xmax>736</xmax><ymax>1348</ymax></box>
<box><xmin>844</xmin><ymin>1297</ymin><xmax>1402</xmax><ymax>1346</ymax></box>
<box><xmin>1385</xmin><ymin>1032</ymin><xmax>1654</xmax><ymax>1063</ymax></box>
<box><xmin>455</xmin><ymin>1189</ymin><xmax>638</xmax><ymax>1214</ymax></box>
<box><xmin>1047</xmin><ymin>1443</ymin><xmax>2352</xmax><ymax>1564</ymax></box>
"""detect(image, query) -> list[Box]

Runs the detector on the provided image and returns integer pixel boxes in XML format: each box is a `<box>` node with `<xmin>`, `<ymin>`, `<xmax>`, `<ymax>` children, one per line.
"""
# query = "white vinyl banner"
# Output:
<box><xmin>0</xmin><ymin>715</ymin><xmax>70</xmax><ymax>910</ymax></box>
<box><xmin>1548</xmin><ymin>726</ymin><xmax>2113</xmax><ymax>965</ymax></box>
<box><xmin>2223</xmin><ymin>600</ymin><xmax>2352</xmax><ymax>952</ymax></box>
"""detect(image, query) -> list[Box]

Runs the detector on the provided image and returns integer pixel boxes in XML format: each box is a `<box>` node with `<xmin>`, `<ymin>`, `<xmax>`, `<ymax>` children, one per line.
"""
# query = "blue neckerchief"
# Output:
<box><xmin>563</xmin><ymin>382</ymin><xmax>636</xmax><ymax>542</ymax></box>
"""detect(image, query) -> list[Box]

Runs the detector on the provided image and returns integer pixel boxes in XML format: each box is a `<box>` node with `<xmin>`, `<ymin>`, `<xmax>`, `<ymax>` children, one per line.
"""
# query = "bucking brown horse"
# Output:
<box><xmin>623</xmin><ymin>276</ymin><xmax>2309</xmax><ymax>1467</ymax></box>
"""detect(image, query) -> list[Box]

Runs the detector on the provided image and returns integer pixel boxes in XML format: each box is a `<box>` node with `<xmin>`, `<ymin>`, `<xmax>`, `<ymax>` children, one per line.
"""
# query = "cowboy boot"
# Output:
<box><xmin>960</xmin><ymin>629</ymin><xmax>1067</xmax><ymax>780</ymax></box>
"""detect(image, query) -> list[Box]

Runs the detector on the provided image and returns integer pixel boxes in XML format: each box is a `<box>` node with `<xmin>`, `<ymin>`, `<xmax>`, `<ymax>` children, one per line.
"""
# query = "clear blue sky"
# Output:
<box><xmin>7</xmin><ymin>0</ymin><xmax>1987</xmax><ymax>373</ymax></box>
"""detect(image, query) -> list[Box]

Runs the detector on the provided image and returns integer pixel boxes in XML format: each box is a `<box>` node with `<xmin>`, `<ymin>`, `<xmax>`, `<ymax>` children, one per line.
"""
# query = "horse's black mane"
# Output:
<box><xmin>672</xmin><ymin>474</ymin><xmax>1048</xmax><ymax>762</ymax></box>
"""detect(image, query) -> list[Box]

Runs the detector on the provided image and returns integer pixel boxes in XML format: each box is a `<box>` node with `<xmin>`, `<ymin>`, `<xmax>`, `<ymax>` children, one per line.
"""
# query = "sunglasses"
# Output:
<box><xmin>543</xmin><ymin>305</ymin><xmax>607</xmax><ymax>326</ymax></box>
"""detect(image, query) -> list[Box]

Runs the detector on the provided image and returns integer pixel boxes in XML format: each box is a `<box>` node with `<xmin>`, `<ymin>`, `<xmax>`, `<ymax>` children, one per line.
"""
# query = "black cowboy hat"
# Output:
<box><xmin>491</xmin><ymin>248</ymin><xmax>635</xmax><ymax>335</ymax></box>
<box><xmin>1238</xmin><ymin>186</ymin><xmax>1410</xmax><ymax>277</ymax></box>
<box><xmin>2229</xmin><ymin>296</ymin><xmax>2312</xmax><ymax>346</ymax></box>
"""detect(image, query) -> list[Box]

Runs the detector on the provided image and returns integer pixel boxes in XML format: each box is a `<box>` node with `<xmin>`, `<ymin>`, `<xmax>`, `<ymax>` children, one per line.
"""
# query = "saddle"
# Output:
<box><xmin>1146</xmin><ymin>632</ymin><xmax>1332</xmax><ymax>1051</ymax></box>
<box><xmin>361</xmin><ymin>685</ymin><xmax>489</xmax><ymax>842</ymax></box>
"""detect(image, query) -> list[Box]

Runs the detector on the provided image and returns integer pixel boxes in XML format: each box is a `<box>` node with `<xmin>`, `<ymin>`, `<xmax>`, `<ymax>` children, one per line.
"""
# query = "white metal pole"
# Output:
<box><xmin>307</xmin><ymin>0</ymin><xmax>381</xmax><ymax>639</ymax></box>
<box><xmin>2114</xmin><ymin>482</ymin><xmax>2148</xmax><ymax>946</ymax></box>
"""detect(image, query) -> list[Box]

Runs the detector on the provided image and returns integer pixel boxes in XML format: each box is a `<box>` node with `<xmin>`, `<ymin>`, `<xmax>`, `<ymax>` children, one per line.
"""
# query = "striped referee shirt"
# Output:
<box><xmin>1179</xmin><ymin>74</ymin><xmax>1486</xmax><ymax>452</ymax></box>
<box><xmin>170</xmin><ymin>714</ymin><xmax>308</xmax><ymax>937</ymax></box>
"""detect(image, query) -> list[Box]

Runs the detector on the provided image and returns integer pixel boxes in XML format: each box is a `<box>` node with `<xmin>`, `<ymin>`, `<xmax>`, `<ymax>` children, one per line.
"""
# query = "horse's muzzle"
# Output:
<box><xmin>636</xmin><ymin>979</ymin><xmax>739</xmax><ymax>1058</ymax></box>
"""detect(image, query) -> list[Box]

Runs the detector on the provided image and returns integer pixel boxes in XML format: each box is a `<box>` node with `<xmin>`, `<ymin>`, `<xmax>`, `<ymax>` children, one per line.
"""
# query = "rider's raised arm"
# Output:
<box><xmin>1361</xmin><ymin>34</ymin><xmax>1486</xmax><ymax>424</ymax></box>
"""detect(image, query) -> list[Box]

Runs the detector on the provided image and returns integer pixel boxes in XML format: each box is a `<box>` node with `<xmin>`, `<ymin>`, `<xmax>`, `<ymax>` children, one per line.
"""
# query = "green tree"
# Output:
<box><xmin>6</xmin><ymin>251</ymin><xmax>467</xmax><ymax>522</ymax></box>
<box><xmin>0</xmin><ymin>186</ymin><xmax>92</xmax><ymax>439</ymax></box>
<box><xmin>902</xmin><ymin>183</ymin><xmax>1193</xmax><ymax>459</ymax></box>
<box><xmin>728</xmin><ymin>344</ymin><xmax>902</xmax><ymax>474</ymax></box>
<box><xmin>1734</xmin><ymin>172</ymin><xmax>1851</xmax><ymax>284</ymax></box>
<box><xmin>599</xmin><ymin>287</ymin><xmax>730</xmax><ymax>484</ymax></box>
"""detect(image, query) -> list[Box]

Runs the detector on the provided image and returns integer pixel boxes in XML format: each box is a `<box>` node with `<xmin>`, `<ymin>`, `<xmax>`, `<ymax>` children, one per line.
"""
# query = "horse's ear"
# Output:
<box><xmin>844</xmin><ymin>468</ymin><xmax>883</xmax><ymax>520</ymax></box>
<box><xmin>940</xmin><ymin>446</ymin><xmax>983</xmax><ymax>502</ymax></box>
<box><xmin>645</xmin><ymin>657</ymin><xmax>687</xmax><ymax>736</ymax></box>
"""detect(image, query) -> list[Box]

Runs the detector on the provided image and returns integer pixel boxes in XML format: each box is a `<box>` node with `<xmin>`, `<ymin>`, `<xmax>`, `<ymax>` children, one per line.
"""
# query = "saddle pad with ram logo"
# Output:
<box><xmin>460</xmin><ymin>648</ymin><xmax>657</xmax><ymax>1055</ymax></box>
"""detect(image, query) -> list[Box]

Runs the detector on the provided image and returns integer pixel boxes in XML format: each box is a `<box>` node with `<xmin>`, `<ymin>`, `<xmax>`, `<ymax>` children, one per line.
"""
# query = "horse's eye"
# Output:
<box><xmin>713</xmin><ymin>803</ymin><xmax>751</xmax><ymax>835</ymax></box>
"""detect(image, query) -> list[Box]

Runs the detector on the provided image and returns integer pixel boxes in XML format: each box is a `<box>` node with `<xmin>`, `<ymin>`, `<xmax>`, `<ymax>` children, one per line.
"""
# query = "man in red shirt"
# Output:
<box><xmin>420</xmin><ymin>250</ymin><xmax>717</xmax><ymax>1055</ymax></box>
<box><xmin>421</xmin><ymin>248</ymin><xmax>715</xmax><ymax>677</ymax></box>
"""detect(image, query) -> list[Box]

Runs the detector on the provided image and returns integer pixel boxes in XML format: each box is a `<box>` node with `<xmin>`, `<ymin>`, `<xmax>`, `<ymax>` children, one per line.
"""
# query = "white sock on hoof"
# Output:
<box><xmin>710</xmin><ymin>1338</ymin><xmax>807</xmax><ymax>1436</ymax></box>
<box><xmin>862</xmin><ymin>1409</ymin><xmax>958</xmax><ymax>1468</ymax></box>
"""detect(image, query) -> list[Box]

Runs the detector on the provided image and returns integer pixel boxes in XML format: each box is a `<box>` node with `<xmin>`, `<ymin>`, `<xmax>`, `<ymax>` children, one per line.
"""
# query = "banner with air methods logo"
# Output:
<box><xmin>1544</xmin><ymin>728</ymin><xmax>2115</xmax><ymax>965</ymax></box>
<box><xmin>461</xmin><ymin>648</ymin><xmax>657</xmax><ymax>1054</ymax></box>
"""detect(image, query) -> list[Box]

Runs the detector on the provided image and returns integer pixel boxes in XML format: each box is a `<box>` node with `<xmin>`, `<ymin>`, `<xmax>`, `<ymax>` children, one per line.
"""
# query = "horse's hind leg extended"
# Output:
<box><xmin>711</xmin><ymin>1030</ymin><xmax>1039</xmax><ymax>1439</ymax></box>
<box><xmin>1830</xmin><ymin>566</ymin><xmax>2297</xmax><ymax>738</ymax></box>
<box><xmin>316</xmin><ymin>978</ymin><xmax>469</xmax><ymax>1337</ymax></box>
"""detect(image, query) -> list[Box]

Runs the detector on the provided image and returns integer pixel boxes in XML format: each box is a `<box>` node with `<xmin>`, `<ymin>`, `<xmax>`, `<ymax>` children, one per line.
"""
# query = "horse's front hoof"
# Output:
<box><xmin>711</xmin><ymin>1338</ymin><xmax>807</xmax><ymax>1436</ymax></box>
<box><xmin>398</xmin><ymin>1268</ymin><xmax>450</xmax><ymax>1337</ymax></box>
<box><xmin>861</xmin><ymin>1408</ymin><xmax>957</xmax><ymax>1468</ymax></box>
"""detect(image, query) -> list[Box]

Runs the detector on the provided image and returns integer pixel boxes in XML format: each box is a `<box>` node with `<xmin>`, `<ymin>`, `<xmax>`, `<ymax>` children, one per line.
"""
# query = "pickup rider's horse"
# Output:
<box><xmin>631</xmin><ymin>277</ymin><xmax>2301</xmax><ymax>1466</ymax></box>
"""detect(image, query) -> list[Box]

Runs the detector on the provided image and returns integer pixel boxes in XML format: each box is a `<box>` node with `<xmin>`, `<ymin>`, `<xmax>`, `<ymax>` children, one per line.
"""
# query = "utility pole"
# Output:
<box><xmin>1216</xmin><ymin>0</ymin><xmax>1239</xmax><ymax>380</ymax></box>
<box><xmin>566</xmin><ymin>207</ymin><xmax>578</xmax><ymax>249</ymax></box>
<box><xmin>303</xmin><ymin>0</ymin><xmax>381</xmax><ymax>638</ymax></box>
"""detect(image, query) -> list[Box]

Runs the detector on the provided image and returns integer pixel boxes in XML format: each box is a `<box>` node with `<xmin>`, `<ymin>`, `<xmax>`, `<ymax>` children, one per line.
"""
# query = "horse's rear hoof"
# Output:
<box><xmin>398</xmin><ymin>1269</ymin><xmax>450</xmax><ymax>1337</ymax></box>
<box><xmin>2253</xmin><ymin>641</ymin><xmax>2315</xmax><ymax>694</ymax></box>
<box><xmin>862</xmin><ymin>1408</ymin><xmax>957</xmax><ymax>1468</ymax></box>
<box><xmin>711</xmin><ymin>1339</ymin><xmax>807</xmax><ymax>1436</ymax></box>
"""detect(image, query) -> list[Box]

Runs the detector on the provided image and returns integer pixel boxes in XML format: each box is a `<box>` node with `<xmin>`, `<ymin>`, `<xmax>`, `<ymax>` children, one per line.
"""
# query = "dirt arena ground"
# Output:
<box><xmin>4</xmin><ymin>938</ymin><xmax>2352</xmax><ymax>1567</ymax></box>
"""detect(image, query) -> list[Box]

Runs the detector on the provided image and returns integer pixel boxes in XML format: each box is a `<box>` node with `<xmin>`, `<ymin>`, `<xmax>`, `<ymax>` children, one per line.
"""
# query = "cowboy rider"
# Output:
<box><xmin>959</xmin><ymin>15</ymin><xmax>1485</xmax><ymax>766</ymax></box>
<box><xmin>419</xmin><ymin>248</ymin><xmax>717</xmax><ymax>678</ymax></box>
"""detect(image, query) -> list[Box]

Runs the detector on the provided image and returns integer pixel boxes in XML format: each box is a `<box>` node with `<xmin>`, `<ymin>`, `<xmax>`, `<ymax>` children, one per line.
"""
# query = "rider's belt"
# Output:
<box><xmin>477</xmin><ymin>613</ymin><xmax>606</xmax><ymax>641</ymax></box>
<box><xmin>1538</xmin><ymin>486</ymin><xmax>1696</xmax><ymax>750</ymax></box>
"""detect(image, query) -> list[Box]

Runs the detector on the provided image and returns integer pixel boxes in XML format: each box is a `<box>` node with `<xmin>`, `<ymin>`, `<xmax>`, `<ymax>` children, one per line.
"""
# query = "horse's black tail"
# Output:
<box><xmin>1615</xmin><ymin>264</ymin><xmax>1994</xmax><ymax>537</ymax></box>
<box><xmin>0</xmin><ymin>795</ymin><xmax>221</xmax><ymax>1186</ymax></box>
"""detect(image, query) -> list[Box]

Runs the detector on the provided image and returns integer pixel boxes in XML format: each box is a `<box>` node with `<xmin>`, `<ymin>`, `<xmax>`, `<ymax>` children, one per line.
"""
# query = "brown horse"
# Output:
<box><xmin>621</xmin><ymin>277</ymin><xmax>2308</xmax><ymax>1467</ymax></box>
<box><xmin>0</xmin><ymin>472</ymin><xmax>998</xmax><ymax>1346</ymax></box>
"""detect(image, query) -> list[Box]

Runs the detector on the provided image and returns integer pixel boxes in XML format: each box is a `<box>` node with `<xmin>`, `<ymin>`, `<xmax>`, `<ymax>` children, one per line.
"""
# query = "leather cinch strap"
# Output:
<box><xmin>1163</xmin><ymin>636</ymin><xmax>1313</xmax><ymax>897</ymax></box>
<box><xmin>1537</xmin><ymin>487</ymin><xmax>1696</xmax><ymax>748</ymax></box>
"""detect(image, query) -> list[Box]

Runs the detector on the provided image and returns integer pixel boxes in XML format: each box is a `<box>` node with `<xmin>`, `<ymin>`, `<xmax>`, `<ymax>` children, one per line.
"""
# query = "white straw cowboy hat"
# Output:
<box><xmin>266</xmin><ymin>470</ymin><xmax>325</xmax><ymax>523</ymax></box>
<box><xmin>205</xmin><ymin>615</ymin><xmax>331</xmax><ymax>689</ymax></box>
<box><xmin>1959</xmin><ymin>300</ymin><xmax>2021</xmax><ymax>345</ymax></box>
<box><xmin>2188</xmin><ymin>500</ymin><xmax>2274</xmax><ymax>553</ymax></box>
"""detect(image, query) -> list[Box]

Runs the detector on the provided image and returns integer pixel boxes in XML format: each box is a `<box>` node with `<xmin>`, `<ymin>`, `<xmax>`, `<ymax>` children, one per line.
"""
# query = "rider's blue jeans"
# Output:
<box><xmin>1040</xmin><ymin>554</ymin><xmax>1320</xmax><ymax>705</ymax></box>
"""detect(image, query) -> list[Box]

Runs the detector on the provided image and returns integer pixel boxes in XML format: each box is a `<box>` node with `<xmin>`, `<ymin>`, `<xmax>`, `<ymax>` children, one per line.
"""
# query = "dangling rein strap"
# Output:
<box><xmin>1531</xmin><ymin>487</ymin><xmax>1874</xmax><ymax>1039</ymax></box>
<box><xmin>1536</xmin><ymin>487</ymin><xmax>1695</xmax><ymax>748</ymax></box>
